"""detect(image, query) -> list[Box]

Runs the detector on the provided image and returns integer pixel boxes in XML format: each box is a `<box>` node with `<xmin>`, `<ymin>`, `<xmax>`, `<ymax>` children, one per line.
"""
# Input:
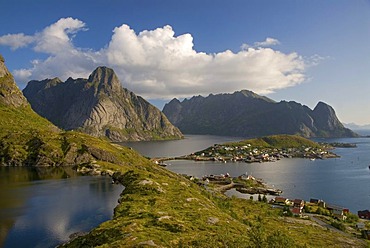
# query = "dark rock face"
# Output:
<box><xmin>23</xmin><ymin>67</ymin><xmax>183</xmax><ymax>141</ymax></box>
<box><xmin>162</xmin><ymin>90</ymin><xmax>358</xmax><ymax>138</ymax></box>
<box><xmin>0</xmin><ymin>55</ymin><xmax>28</xmax><ymax>107</ymax></box>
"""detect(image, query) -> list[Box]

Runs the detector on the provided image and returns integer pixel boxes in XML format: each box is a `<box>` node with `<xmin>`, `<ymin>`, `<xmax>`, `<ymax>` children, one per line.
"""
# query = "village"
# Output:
<box><xmin>271</xmin><ymin>196</ymin><xmax>370</xmax><ymax>240</ymax></box>
<box><xmin>187</xmin><ymin>171</ymin><xmax>370</xmax><ymax>241</ymax></box>
<box><xmin>182</xmin><ymin>142</ymin><xmax>339</xmax><ymax>163</ymax></box>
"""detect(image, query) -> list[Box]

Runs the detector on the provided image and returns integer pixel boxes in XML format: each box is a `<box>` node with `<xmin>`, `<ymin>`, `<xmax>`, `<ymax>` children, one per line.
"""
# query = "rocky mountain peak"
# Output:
<box><xmin>0</xmin><ymin>55</ymin><xmax>28</xmax><ymax>107</ymax></box>
<box><xmin>23</xmin><ymin>66</ymin><xmax>183</xmax><ymax>141</ymax></box>
<box><xmin>0</xmin><ymin>54</ymin><xmax>10</xmax><ymax>78</ymax></box>
<box><xmin>238</xmin><ymin>90</ymin><xmax>276</xmax><ymax>103</ymax></box>
<box><xmin>312</xmin><ymin>101</ymin><xmax>343</xmax><ymax>130</ymax></box>
<box><xmin>87</xmin><ymin>66</ymin><xmax>121</xmax><ymax>92</ymax></box>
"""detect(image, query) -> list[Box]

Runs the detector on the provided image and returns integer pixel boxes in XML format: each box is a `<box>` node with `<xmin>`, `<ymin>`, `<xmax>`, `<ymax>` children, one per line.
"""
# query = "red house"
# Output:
<box><xmin>358</xmin><ymin>210</ymin><xmax>370</xmax><ymax>219</ymax></box>
<box><xmin>293</xmin><ymin>199</ymin><xmax>305</xmax><ymax>209</ymax></box>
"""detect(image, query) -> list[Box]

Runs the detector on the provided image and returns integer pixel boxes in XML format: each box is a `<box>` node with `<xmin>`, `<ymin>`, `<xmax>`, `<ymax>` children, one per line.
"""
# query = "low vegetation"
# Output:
<box><xmin>62</xmin><ymin>163</ymin><xmax>367</xmax><ymax>247</ymax></box>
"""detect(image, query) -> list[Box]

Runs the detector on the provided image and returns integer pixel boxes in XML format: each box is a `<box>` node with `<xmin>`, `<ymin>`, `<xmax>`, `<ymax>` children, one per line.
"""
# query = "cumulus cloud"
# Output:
<box><xmin>241</xmin><ymin>37</ymin><xmax>280</xmax><ymax>50</ymax></box>
<box><xmin>34</xmin><ymin>17</ymin><xmax>87</xmax><ymax>54</ymax></box>
<box><xmin>0</xmin><ymin>18</ymin><xmax>307</xmax><ymax>99</ymax></box>
<box><xmin>255</xmin><ymin>37</ymin><xmax>280</xmax><ymax>47</ymax></box>
<box><xmin>0</xmin><ymin>33</ymin><xmax>35</xmax><ymax>50</ymax></box>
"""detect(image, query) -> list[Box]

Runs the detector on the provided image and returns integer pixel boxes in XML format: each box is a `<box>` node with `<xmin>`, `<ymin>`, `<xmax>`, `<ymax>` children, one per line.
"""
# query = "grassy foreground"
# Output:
<box><xmin>62</xmin><ymin>160</ymin><xmax>366</xmax><ymax>247</ymax></box>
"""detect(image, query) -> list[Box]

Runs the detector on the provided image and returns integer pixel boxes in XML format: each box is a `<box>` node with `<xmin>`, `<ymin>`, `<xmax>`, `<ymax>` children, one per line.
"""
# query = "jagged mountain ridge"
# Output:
<box><xmin>162</xmin><ymin>90</ymin><xmax>358</xmax><ymax>138</ymax></box>
<box><xmin>23</xmin><ymin>67</ymin><xmax>183</xmax><ymax>141</ymax></box>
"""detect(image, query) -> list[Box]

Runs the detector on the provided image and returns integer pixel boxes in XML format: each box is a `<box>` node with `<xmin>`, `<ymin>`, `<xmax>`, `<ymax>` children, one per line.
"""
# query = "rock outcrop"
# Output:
<box><xmin>0</xmin><ymin>55</ymin><xmax>28</xmax><ymax>107</ymax></box>
<box><xmin>162</xmin><ymin>90</ymin><xmax>357</xmax><ymax>138</ymax></box>
<box><xmin>23</xmin><ymin>67</ymin><xmax>183</xmax><ymax>141</ymax></box>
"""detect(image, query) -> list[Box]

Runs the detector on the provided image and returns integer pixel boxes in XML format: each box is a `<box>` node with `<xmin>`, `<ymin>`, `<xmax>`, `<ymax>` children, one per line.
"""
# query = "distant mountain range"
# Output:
<box><xmin>344</xmin><ymin>123</ymin><xmax>370</xmax><ymax>130</ymax></box>
<box><xmin>23</xmin><ymin>67</ymin><xmax>183</xmax><ymax>141</ymax></box>
<box><xmin>163</xmin><ymin>90</ymin><xmax>358</xmax><ymax>138</ymax></box>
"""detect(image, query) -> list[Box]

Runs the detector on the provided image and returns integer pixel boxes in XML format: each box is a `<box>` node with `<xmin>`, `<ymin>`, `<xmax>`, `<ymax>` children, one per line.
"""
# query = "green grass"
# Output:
<box><xmin>62</xmin><ymin>162</ymin><xmax>367</xmax><ymax>247</ymax></box>
<box><xmin>226</xmin><ymin>134</ymin><xmax>321</xmax><ymax>149</ymax></box>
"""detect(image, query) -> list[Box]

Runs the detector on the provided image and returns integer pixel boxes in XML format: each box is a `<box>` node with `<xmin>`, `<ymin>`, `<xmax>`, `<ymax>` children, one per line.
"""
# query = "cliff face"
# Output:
<box><xmin>23</xmin><ymin>67</ymin><xmax>183</xmax><ymax>141</ymax></box>
<box><xmin>0</xmin><ymin>55</ymin><xmax>28</xmax><ymax>107</ymax></box>
<box><xmin>162</xmin><ymin>90</ymin><xmax>358</xmax><ymax>138</ymax></box>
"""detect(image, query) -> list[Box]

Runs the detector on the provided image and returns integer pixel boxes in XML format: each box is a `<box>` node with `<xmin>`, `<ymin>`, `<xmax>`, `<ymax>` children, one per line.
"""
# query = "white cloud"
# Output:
<box><xmin>0</xmin><ymin>33</ymin><xmax>35</xmax><ymax>50</ymax></box>
<box><xmin>34</xmin><ymin>17</ymin><xmax>87</xmax><ymax>54</ymax></box>
<box><xmin>241</xmin><ymin>37</ymin><xmax>280</xmax><ymax>50</ymax></box>
<box><xmin>0</xmin><ymin>18</ymin><xmax>307</xmax><ymax>99</ymax></box>
<box><xmin>254</xmin><ymin>37</ymin><xmax>280</xmax><ymax>47</ymax></box>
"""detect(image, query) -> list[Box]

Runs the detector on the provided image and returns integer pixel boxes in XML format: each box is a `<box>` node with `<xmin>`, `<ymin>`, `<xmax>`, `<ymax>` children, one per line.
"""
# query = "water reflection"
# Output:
<box><xmin>120</xmin><ymin>134</ymin><xmax>244</xmax><ymax>157</ymax></box>
<box><xmin>0</xmin><ymin>167</ymin><xmax>123</xmax><ymax>248</ymax></box>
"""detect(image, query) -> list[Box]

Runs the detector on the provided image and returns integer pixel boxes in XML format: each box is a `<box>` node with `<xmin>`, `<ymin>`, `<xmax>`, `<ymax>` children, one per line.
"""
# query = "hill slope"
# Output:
<box><xmin>23</xmin><ymin>67</ymin><xmax>183</xmax><ymax>141</ymax></box>
<box><xmin>163</xmin><ymin>90</ymin><xmax>358</xmax><ymax>138</ymax></box>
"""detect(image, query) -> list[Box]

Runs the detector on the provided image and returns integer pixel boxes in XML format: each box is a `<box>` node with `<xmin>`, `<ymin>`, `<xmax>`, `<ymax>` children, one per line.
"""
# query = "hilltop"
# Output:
<box><xmin>23</xmin><ymin>67</ymin><xmax>183</xmax><ymax>141</ymax></box>
<box><xmin>163</xmin><ymin>90</ymin><xmax>358</xmax><ymax>138</ymax></box>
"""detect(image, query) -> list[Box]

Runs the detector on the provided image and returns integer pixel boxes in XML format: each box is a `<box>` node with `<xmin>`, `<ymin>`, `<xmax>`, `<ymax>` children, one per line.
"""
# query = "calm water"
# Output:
<box><xmin>120</xmin><ymin>134</ymin><xmax>244</xmax><ymax>157</ymax></box>
<box><xmin>126</xmin><ymin>135</ymin><xmax>370</xmax><ymax>212</ymax></box>
<box><xmin>0</xmin><ymin>167</ymin><xmax>123</xmax><ymax>248</ymax></box>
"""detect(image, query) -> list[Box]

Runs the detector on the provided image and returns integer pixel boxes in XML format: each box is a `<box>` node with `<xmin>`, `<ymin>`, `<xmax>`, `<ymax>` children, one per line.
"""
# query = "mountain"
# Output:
<box><xmin>23</xmin><ymin>67</ymin><xmax>183</xmax><ymax>141</ymax></box>
<box><xmin>0</xmin><ymin>54</ymin><xmax>28</xmax><ymax>107</ymax></box>
<box><xmin>163</xmin><ymin>90</ymin><xmax>358</xmax><ymax>138</ymax></box>
<box><xmin>0</xmin><ymin>56</ymin><xmax>152</xmax><ymax>167</ymax></box>
<box><xmin>344</xmin><ymin>122</ymin><xmax>370</xmax><ymax>130</ymax></box>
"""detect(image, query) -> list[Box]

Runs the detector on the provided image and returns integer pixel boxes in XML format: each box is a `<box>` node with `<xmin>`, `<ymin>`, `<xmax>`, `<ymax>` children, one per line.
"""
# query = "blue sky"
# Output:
<box><xmin>1</xmin><ymin>0</ymin><xmax>370</xmax><ymax>125</ymax></box>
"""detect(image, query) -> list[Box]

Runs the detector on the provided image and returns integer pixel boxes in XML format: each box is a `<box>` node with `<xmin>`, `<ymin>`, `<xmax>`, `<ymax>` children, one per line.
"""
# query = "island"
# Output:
<box><xmin>166</xmin><ymin>134</ymin><xmax>339</xmax><ymax>163</ymax></box>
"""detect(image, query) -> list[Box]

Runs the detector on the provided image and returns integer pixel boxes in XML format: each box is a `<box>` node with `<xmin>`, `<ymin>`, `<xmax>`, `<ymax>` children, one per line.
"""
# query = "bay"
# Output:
<box><xmin>120</xmin><ymin>134</ymin><xmax>244</xmax><ymax>157</ymax></box>
<box><xmin>123</xmin><ymin>135</ymin><xmax>370</xmax><ymax>213</ymax></box>
<box><xmin>0</xmin><ymin>167</ymin><xmax>123</xmax><ymax>248</ymax></box>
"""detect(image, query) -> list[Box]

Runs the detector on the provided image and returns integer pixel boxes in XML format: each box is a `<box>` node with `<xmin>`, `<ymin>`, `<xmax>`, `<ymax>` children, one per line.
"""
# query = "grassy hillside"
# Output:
<box><xmin>226</xmin><ymin>134</ymin><xmax>321</xmax><ymax>149</ymax></box>
<box><xmin>61</xmin><ymin>161</ymin><xmax>366</xmax><ymax>247</ymax></box>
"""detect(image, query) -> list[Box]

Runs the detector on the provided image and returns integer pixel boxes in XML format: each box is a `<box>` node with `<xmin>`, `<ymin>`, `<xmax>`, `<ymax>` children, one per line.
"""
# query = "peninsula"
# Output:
<box><xmin>174</xmin><ymin>134</ymin><xmax>339</xmax><ymax>163</ymax></box>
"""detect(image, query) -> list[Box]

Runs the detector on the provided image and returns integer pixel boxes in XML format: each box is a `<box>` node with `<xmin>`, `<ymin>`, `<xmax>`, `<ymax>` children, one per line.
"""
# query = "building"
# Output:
<box><xmin>293</xmin><ymin>199</ymin><xmax>305</xmax><ymax>209</ymax></box>
<box><xmin>327</xmin><ymin>205</ymin><xmax>347</xmax><ymax>221</ymax></box>
<box><xmin>292</xmin><ymin>207</ymin><xmax>302</xmax><ymax>216</ymax></box>
<box><xmin>309</xmin><ymin>198</ymin><xmax>326</xmax><ymax>208</ymax></box>
<box><xmin>274</xmin><ymin>197</ymin><xmax>289</xmax><ymax>205</ymax></box>
<box><xmin>356</xmin><ymin>222</ymin><xmax>366</xmax><ymax>230</ymax></box>
<box><xmin>358</xmin><ymin>210</ymin><xmax>370</xmax><ymax>220</ymax></box>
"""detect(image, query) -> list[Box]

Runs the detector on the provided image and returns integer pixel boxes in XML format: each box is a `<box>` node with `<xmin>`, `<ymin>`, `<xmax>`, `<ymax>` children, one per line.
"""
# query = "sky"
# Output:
<box><xmin>1</xmin><ymin>0</ymin><xmax>370</xmax><ymax>125</ymax></box>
